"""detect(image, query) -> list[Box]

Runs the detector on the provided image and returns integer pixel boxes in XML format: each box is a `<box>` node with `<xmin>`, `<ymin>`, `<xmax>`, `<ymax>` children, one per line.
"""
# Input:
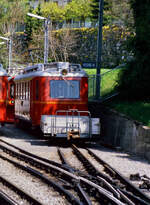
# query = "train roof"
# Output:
<box><xmin>14</xmin><ymin>62</ymin><xmax>88</xmax><ymax>81</ymax></box>
<box><xmin>0</xmin><ymin>64</ymin><xmax>8</xmax><ymax>76</ymax></box>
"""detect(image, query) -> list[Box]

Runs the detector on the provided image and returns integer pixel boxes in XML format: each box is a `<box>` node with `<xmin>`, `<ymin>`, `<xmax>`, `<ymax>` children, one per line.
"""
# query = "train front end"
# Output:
<box><xmin>40</xmin><ymin>62</ymin><xmax>100</xmax><ymax>140</ymax></box>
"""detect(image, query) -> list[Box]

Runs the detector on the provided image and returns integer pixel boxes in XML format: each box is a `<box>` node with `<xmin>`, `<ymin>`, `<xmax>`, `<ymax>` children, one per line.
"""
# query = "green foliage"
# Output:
<box><xmin>90</xmin><ymin>0</ymin><xmax>113</xmax><ymax>24</ymax></box>
<box><xmin>33</xmin><ymin>3</ymin><xmax>43</xmax><ymax>31</ymax></box>
<box><xmin>40</xmin><ymin>0</ymin><xmax>92</xmax><ymax>25</ymax></box>
<box><xmin>101</xmin><ymin>69</ymin><xmax>120</xmax><ymax>97</ymax></box>
<box><xmin>86</xmin><ymin>68</ymin><xmax>120</xmax><ymax>98</ymax></box>
<box><xmin>23</xmin><ymin>25</ymin><xmax>129</xmax><ymax>66</ymax></box>
<box><xmin>117</xmin><ymin>0</ymin><xmax>150</xmax><ymax>100</ymax></box>
<box><xmin>0</xmin><ymin>0</ymin><xmax>28</xmax><ymax>33</ymax></box>
<box><xmin>62</xmin><ymin>27</ymin><xmax>97</xmax><ymax>62</ymax></box>
<box><xmin>0</xmin><ymin>43</ymin><xmax>8</xmax><ymax>68</ymax></box>
<box><xmin>64</xmin><ymin>0</ymin><xmax>92</xmax><ymax>21</ymax></box>
<box><xmin>41</xmin><ymin>2</ymin><xmax>65</xmax><ymax>23</ymax></box>
<box><xmin>0</xmin><ymin>0</ymin><xmax>29</xmax><ymax>66</ymax></box>
<box><xmin>105</xmin><ymin>99</ymin><xmax>150</xmax><ymax>127</ymax></box>
<box><xmin>90</xmin><ymin>0</ymin><xmax>133</xmax><ymax>27</ymax></box>
<box><xmin>90</xmin><ymin>0</ymin><xmax>99</xmax><ymax>20</ymax></box>
<box><xmin>24</xmin><ymin>6</ymin><xmax>33</xmax><ymax>43</ymax></box>
<box><xmin>24</xmin><ymin>3</ymin><xmax>43</xmax><ymax>50</ymax></box>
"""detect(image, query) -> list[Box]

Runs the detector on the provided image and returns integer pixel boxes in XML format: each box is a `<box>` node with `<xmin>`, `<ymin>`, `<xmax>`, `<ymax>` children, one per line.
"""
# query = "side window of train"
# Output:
<box><xmin>10</xmin><ymin>84</ymin><xmax>14</xmax><ymax>98</ymax></box>
<box><xmin>50</xmin><ymin>80</ymin><xmax>80</xmax><ymax>99</ymax></box>
<box><xmin>35</xmin><ymin>80</ymin><xmax>39</xmax><ymax>100</ymax></box>
<box><xmin>16</xmin><ymin>83</ymin><xmax>17</xmax><ymax>99</ymax></box>
<box><xmin>25</xmin><ymin>82</ymin><xmax>28</xmax><ymax>100</ymax></box>
<box><xmin>22</xmin><ymin>82</ymin><xmax>24</xmax><ymax>100</ymax></box>
<box><xmin>24</xmin><ymin>82</ymin><xmax>26</xmax><ymax>100</ymax></box>
<box><xmin>20</xmin><ymin>82</ymin><xmax>22</xmax><ymax>99</ymax></box>
<box><xmin>21</xmin><ymin>82</ymin><xmax>23</xmax><ymax>100</ymax></box>
<box><xmin>28</xmin><ymin>82</ymin><xmax>30</xmax><ymax>100</ymax></box>
<box><xmin>19</xmin><ymin>83</ymin><xmax>20</xmax><ymax>99</ymax></box>
<box><xmin>16</xmin><ymin>83</ymin><xmax>18</xmax><ymax>99</ymax></box>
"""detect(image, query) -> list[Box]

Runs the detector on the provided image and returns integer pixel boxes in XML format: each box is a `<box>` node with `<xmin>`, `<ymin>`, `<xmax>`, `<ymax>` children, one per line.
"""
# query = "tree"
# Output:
<box><xmin>33</xmin><ymin>3</ymin><xmax>43</xmax><ymax>31</ymax></box>
<box><xmin>0</xmin><ymin>0</ymin><xmax>28</xmax><ymax>67</ymax></box>
<box><xmin>0</xmin><ymin>0</ymin><xmax>28</xmax><ymax>34</ymax></box>
<box><xmin>90</xmin><ymin>0</ymin><xmax>133</xmax><ymax>27</ymax></box>
<box><xmin>117</xmin><ymin>0</ymin><xmax>150</xmax><ymax>100</ymax></box>
<box><xmin>90</xmin><ymin>0</ymin><xmax>113</xmax><ymax>25</ymax></box>
<box><xmin>41</xmin><ymin>2</ymin><xmax>65</xmax><ymax>25</ymax></box>
<box><xmin>24</xmin><ymin>6</ymin><xmax>34</xmax><ymax>46</ymax></box>
<box><xmin>23</xmin><ymin>3</ymin><xmax>45</xmax><ymax>63</ymax></box>
<box><xmin>64</xmin><ymin>0</ymin><xmax>92</xmax><ymax>24</ymax></box>
<box><xmin>51</xmin><ymin>29</ymin><xmax>78</xmax><ymax>62</ymax></box>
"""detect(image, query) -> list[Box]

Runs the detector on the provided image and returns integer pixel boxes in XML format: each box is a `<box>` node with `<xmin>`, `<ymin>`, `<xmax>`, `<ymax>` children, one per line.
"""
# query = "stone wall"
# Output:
<box><xmin>88</xmin><ymin>102</ymin><xmax>150</xmax><ymax>161</ymax></box>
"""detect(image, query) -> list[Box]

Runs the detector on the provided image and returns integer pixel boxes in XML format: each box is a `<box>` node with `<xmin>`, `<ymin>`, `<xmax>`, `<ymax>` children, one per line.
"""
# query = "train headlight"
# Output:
<box><xmin>9</xmin><ymin>100</ymin><xmax>14</xmax><ymax>104</ymax></box>
<box><xmin>60</xmin><ymin>68</ymin><xmax>68</xmax><ymax>76</ymax></box>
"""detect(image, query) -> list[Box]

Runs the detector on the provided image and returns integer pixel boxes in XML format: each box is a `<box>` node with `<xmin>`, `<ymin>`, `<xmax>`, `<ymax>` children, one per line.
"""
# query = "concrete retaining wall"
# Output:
<box><xmin>88</xmin><ymin>102</ymin><xmax>150</xmax><ymax>161</ymax></box>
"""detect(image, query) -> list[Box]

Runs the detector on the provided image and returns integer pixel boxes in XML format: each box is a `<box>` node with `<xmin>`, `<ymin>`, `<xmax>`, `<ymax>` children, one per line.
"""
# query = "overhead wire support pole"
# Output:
<box><xmin>44</xmin><ymin>18</ymin><xmax>50</xmax><ymax>64</ymax></box>
<box><xmin>8</xmin><ymin>38</ymin><xmax>12</xmax><ymax>74</ymax></box>
<box><xmin>96</xmin><ymin>0</ymin><xmax>104</xmax><ymax>100</ymax></box>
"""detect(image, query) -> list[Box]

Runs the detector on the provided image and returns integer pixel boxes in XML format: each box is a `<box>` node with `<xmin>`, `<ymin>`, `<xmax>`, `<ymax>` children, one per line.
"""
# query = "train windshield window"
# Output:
<box><xmin>50</xmin><ymin>80</ymin><xmax>79</xmax><ymax>99</ymax></box>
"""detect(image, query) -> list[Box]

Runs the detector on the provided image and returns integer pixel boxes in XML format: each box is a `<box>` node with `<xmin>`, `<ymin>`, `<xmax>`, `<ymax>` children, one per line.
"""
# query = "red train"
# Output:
<box><xmin>12</xmin><ymin>62</ymin><xmax>100</xmax><ymax>139</ymax></box>
<box><xmin>0</xmin><ymin>64</ymin><xmax>14</xmax><ymax>126</ymax></box>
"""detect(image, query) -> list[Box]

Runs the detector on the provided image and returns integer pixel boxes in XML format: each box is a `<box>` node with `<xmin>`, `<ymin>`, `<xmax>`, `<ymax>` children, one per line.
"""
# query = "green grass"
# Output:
<box><xmin>104</xmin><ymin>99</ymin><xmax>150</xmax><ymax>127</ymax></box>
<box><xmin>84</xmin><ymin>68</ymin><xmax>110</xmax><ymax>75</ymax></box>
<box><xmin>101</xmin><ymin>69</ymin><xmax>120</xmax><ymax>97</ymax></box>
<box><xmin>84</xmin><ymin>68</ymin><xmax>150</xmax><ymax>127</ymax></box>
<box><xmin>84</xmin><ymin>68</ymin><xmax>120</xmax><ymax>98</ymax></box>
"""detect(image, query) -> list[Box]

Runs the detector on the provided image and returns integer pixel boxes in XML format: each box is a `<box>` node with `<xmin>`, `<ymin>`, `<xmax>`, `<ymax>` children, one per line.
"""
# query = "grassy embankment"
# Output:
<box><xmin>84</xmin><ymin>68</ymin><xmax>150</xmax><ymax>127</ymax></box>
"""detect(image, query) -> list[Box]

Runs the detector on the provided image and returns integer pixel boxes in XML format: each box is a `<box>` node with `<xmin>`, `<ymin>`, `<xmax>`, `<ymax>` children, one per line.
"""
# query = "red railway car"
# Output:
<box><xmin>14</xmin><ymin>62</ymin><xmax>100</xmax><ymax>139</ymax></box>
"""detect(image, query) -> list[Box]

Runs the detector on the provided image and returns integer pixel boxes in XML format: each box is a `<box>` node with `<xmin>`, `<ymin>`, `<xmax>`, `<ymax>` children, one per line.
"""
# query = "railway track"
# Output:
<box><xmin>0</xmin><ymin>138</ymin><xmax>150</xmax><ymax>205</ymax></box>
<box><xmin>0</xmin><ymin>139</ymin><xmax>124</xmax><ymax>204</ymax></box>
<box><xmin>0</xmin><ymin>176</ymin><xmax>42</xmax><ymax>205</ymax></box>
<box><xmin>0</xmin><ymin>189</ymin><xmax>19</xmax><ymax>205</ymax></box>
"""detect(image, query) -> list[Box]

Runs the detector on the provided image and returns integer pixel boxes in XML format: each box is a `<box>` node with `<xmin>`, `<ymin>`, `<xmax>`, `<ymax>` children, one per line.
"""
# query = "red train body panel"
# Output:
<box><xmin>29</xmin><ymin>76</ymin><xmax>88</xmax><ymax>126</ymax></box>
<box><xmin>0</xmin><ymin>76</ymin><xmax>7</xmax><ymax>124</ymax></box>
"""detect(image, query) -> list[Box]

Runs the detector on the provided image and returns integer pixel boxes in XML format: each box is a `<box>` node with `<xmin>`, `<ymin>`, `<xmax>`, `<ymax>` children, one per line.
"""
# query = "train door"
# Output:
<box><xmin>0</xmin><ymin>77</ymin><xmax>7</xmax><ymax>123</ymax></box>
<box><xmin>30</xmin><ymin>78</ymin><xmax>41</xmax><ymax>126</ymax></box>
<box><xmin>6</xmin><ymin>79</ymin><xmax>15</xmax><ymax>123</ymax></box>
<box><xmin>26</xmin><ymin>81</ymin><xmax>30</xmax><ymax>120</ymax></box>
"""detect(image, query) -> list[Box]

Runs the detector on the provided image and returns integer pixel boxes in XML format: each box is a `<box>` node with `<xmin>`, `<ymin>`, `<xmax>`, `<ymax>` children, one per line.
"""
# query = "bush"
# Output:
<box><xmin>117</xmin><ymin>0</ymin><xmax>150</xmax><ymax>100</ymax></box>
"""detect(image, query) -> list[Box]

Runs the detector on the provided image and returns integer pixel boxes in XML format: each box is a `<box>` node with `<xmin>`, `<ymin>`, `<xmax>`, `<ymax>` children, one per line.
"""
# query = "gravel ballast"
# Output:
<box><xmin>0</xmin><ymin>124</ymin><xmax>150</xmax><ymax>201</ymax></box>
